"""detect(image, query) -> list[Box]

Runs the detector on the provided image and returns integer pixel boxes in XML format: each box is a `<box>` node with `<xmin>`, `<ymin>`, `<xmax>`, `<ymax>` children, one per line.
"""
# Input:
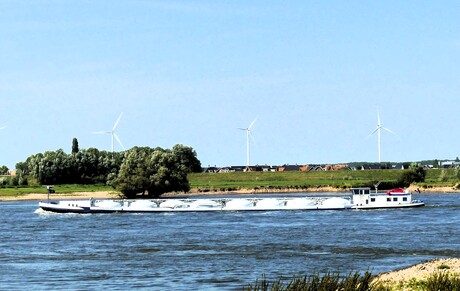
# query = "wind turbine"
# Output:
<box><xmin>238</xmin><ymin>118</ymin><xmax>257</xmax><ymax>168</ymax></box>
<box><xmin>92</xmin><ymin>113</ymin><xmax>125</xmax><ymax>152</ymax></box>
<box><xmin>368</xmin><ymin>110</ymin><xmax>395</xmax><ymax>163</ymax></box>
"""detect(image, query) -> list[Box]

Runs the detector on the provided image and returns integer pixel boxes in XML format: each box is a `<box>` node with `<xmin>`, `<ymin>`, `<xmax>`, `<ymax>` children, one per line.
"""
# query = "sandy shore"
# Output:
<box><xmin>374</xmin><ymin>258</ymin><xmax>460</xmax><ymax>287</ymax></box>
<box><xmin>0</xmin><ymin>191</ymin><xmax>118</xmax><ymax>201</ymax></box>
<box><xmin>408</xmin><ymin>185</ymin><xmax>460</xmax><ymax>194</ymax></box>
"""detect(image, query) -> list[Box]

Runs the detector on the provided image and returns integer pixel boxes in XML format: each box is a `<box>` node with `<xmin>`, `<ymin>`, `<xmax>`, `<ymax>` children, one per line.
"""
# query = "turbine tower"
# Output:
<box><xmin>92</xmin><ymin>113</ymin><xmax>125</xmax><ymax>152</ymax></box>
<box><xmin>238</xmin><ymin>118</ymin><xmax>257</xmax><ymax>168</ymax></box>
<box><xmin>369</xmin><ymin>110</ymin><xmax>395</xmax><ymax>163</ymax></box>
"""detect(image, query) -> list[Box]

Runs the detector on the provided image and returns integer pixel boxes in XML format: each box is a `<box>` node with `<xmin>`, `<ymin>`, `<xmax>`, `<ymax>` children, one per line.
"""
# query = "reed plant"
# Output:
<box><xmin>425</xmin><ymin>272</ymin><xmax>460</xmax><ymax>291</ymax></box>
<box><xmin>244</xmin><ymin>272</ymin><xmax>385</xmax><ymax>291</ymax></box>
<box><xmin>245</xmin><ymin>271</ymin><xmax>460</xmax><ymax>291</ymax></box>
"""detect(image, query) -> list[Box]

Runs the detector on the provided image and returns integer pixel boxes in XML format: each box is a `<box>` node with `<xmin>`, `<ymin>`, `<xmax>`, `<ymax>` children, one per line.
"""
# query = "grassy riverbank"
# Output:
<box><xmin>1</xmin><ymin>168</ymin><xmax>459</xmax><ymax>200</ymax></box>
<box><xmin>189</xmin><ymin>168</ymin><xmax>460</xmax><ymax>193</ymax></box>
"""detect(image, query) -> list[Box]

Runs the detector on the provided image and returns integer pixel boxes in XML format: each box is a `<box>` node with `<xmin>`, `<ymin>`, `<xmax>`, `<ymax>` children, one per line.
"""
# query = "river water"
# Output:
<box><xmin>0</xmin><ymin>193</ymin><xmax>459</xmax><ymax>290</ymax></box>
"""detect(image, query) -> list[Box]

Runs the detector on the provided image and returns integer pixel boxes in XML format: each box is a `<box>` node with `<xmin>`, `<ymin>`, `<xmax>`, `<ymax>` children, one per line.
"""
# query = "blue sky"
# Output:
<box><xmin>1</xmin><ymin>1</ymin><xmax>460</xmax><ymax>169</ymax></box>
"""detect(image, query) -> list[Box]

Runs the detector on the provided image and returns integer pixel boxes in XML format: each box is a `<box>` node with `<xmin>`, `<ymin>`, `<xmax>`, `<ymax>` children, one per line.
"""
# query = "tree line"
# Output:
<box><xmin>7</xmin><ymin>139</ymin><xmax>201</xmax><ymax>198</ymax></box>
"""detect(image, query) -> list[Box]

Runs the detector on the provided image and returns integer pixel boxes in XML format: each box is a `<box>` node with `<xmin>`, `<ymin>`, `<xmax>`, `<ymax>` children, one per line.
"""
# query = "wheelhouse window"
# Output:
<box><xmin>352</xmin><ymin>188</ymin><xmax>370</xmax><ymax>195</ymax></box>
<box><xmin>387</xmin><ymin>197</ymin><xmax>391</xmax><ymax>202</ymax></box>
<box><xmin>371</xmin><ymin>198</ymin><xmax>376</xmax><ymax>202</ymax></box>
<box><xmin>403</xmin><ymin>197</ymin><xmax>408</xmax><ymax>202</ymax></box>
<box><xmin>393</xmin><ymin>197</ymin><xmax>398</xmax><ymax>202</ymax></box>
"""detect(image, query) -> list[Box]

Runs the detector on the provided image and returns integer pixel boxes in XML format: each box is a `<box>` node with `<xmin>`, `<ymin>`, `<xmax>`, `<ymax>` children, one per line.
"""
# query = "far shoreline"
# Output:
<box><xmin>1</xmin><ymin>185</ymin><xmax>459</xmax><ymax>202</ymax></box>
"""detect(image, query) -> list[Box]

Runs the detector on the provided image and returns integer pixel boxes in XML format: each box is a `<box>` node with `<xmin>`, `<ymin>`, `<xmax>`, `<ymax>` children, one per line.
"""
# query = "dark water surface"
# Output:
<box><xmin>0</xmin><ymin>193</ymin><xmax>459</xmax><ymax>290</ymax></box>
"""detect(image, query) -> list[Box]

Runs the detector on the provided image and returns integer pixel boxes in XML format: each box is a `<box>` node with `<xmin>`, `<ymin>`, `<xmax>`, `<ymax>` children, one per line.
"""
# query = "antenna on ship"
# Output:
<box><xmin>45</xmin><ymin>185</ymin><xmax>55</xmax><ymax>202</ymax></box>
<box><xmin>373</xmin><ymin>181</ymin><xmax>381</xmax><ymax>193</ymax></box>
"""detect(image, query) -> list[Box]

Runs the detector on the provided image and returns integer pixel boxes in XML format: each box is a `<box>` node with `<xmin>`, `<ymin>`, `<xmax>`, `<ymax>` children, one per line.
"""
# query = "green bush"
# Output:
<box><xmin>438</xmin><ymin>169</ymin><xmax>449</xmax><ymax>182</ymax></box>
<box><xmin>245</xmin><ymin>272</ymin><xmax>380</xmax><ymax>291</ymax></box>
<box><xmin>438</xmin><ymin>264</ymin><xmax>451</xmax><ymax>270</ymax></box>
<box><xmin>425</xmin><ymin>272</ymin><xmax>460</xmax><ymax>291</ymax></box>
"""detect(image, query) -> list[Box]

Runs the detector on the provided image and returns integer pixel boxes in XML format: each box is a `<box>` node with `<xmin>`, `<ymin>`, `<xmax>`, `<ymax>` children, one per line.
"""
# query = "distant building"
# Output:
<box><xmin>440</xmin><ymin>161</ymin><xmax>460</xmax><ymax>168</ymax></box>
<box><xmin>332</xmin><ymin>164</ymin><xmax>349</xmax><ymax>171</ymax></box>
<box><xmin>203</xmin><ymin>167</ymin><xmax>219</xmax><ymax>173</ymax></box>
<box><xmin>277</xmin><ymin>164</ymin><xmax>301</xmax><ymax>172</ymax></box>
<box><xmin>299</xmin><ymin>165</ymin><xmax>310</xmax><ymax>172</ymax></box>
<box><xmin>261</xmin><ymin>165</ymin><xmax>277</xmax><ymax>172</ymax></box>
<box><xmin>392</xmin><ymin>163</ymin><xmax>408</xmax><ymax>170</ymax></box>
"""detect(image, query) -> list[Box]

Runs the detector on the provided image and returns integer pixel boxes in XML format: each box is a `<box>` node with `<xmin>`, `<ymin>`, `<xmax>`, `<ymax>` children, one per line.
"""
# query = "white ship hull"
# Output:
<box><xmin>38</xmin><ymin>196</ymin><xmax>353</xmax><ymax>213</ymax></box>
<box><xmin>38</xmin><ymin>187</ymin><xmax>424</xmax><ymax>214</ymax></box>
<box><xmin>350</xmin><ymin>187</ymin><xmax>424</xmax><ymax>209</ymax></box>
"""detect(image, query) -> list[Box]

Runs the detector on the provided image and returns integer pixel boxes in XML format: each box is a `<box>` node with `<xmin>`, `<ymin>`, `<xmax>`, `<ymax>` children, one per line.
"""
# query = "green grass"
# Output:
<box><xmin>189</xmin><ymin>170</ymin><xmax>402</xmax><ymax>191</ymax></box>
<box><xmin>189</xmin><ymin>169</ymin><xmax>460</xmax><ymax>192</ymax></box>
<box><xmin>403</xmin><ymin>272</ymin><xmax>460</xmax><ymax>291</ymax></box>
<box><xmin>0</xmin><ymin>184</ymin><xmax>113</xmax><ymax>198</ymax></box>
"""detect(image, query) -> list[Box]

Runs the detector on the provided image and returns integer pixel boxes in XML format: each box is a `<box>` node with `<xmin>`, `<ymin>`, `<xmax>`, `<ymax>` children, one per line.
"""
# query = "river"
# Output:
<box><xmin>0</xmin><ymin>193</ymin><xmax>459</xmax><ymax>290</ymax></box>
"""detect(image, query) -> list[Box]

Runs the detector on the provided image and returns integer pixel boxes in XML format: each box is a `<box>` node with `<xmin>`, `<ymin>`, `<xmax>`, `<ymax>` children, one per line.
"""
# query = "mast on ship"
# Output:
<box><xmin>45</xmin><ymin>185</ymin><xmax>55</xmax><ymax>202</ymax></box>
<box><xmin>373</xmin><ymin>181</ymin><xmax>381</xmax><ymax>193</ymax></box>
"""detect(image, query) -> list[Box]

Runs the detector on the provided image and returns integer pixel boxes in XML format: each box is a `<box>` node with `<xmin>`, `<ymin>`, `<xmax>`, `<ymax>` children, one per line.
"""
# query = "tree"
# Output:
<box><xmin>110</xmin><ymin>147</ymin><xmax>153</xmax><ymax>197</ymax></box>
<box><xmin>14</xmin><ymin>144</ymin><xmax>200</xmax><ymax>189</ymax></box>
<box><xmin>172</xmin><ymin>144</ymin><xmax>202</xmax><ymax>173</ymax></box>
<box><xmin>0</xmin><ymin>165</ymin><xmax>8</xmax><ymax>175</ymax></box>
<box><xmin>409</xmin><ymin>163</ymin><xmax>427</xmax><ymax>181</ymax></box>
<box><xmin>146</xmin><ymin>149</ymin><xmax>190</xmax><ymax>197</ymax></box>
<box><xmin>111</xmin><ymin>145</ymin><xmax>193</xmax><ymax>198</ymax></box>
<box><xmin>72</xmin><ymin>138</ymin><xmax>79</xmax><ymax>154</ymax></box>
<box><xmin>33</xmin><ymin>149</ymin><xmax>73</xmax><ymax>184</ymax></box>
<box><xmin>397</xmin><ymin>163</ymin><xmax>426</xmax><ymax>187</ymax></box>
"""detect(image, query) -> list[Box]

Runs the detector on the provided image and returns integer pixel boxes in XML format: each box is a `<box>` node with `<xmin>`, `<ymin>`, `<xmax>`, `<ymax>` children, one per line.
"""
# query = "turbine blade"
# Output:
<box><xmin>114</xmin><ymin>133</ymin><xmax>125</xmax><ymax>150</ymax></box>
<box><xmin>365</xmin><ymin>127</ymin><xmax>379</xmax><ymax>139</ymax></box>
<box><xmin>382</xmin><ymin>127</ymin><xmax>396</xmax><ymax>135</ymax></box>
<box><xmin>248</xmin><ymin>117</ymin><xmax>258</xmax><ymax>130</ymax></box>
<box><xmin>113</xmin><ymin>112</ymin><xmax>123</xmax><ymax>131</ymax></box>
<box><xmin>91</xmin><ymin>131</ymin><xmax>111</xmax><ymax>134</ymax></box>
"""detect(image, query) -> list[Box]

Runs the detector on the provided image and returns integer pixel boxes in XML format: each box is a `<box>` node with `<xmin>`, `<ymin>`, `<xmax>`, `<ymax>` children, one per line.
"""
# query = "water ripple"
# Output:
<box><xmin>0</xmin><ymin>194</ymin><xmax>459</xmax><ymax>290</ymax></box>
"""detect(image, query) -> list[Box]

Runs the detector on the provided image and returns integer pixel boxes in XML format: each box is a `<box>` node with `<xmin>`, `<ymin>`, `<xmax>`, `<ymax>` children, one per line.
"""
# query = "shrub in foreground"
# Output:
<box><xmin>425</xmin><ymin>272</ymin><xmax>460</xmax><ymax>291</ymax></box>
<box><xmin>244</xmin><ymin>272</ymin><xmax>383</xmax><ymax>291</ymax></box>
<box><xmin>245</xmin><ymin>271</ymin><xmax>460</xmax><ymax>291</ymax></box>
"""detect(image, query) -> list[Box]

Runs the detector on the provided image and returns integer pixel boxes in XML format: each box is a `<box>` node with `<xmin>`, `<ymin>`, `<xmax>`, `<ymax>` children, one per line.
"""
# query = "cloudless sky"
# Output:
<box><xmin>1</xmin><ymin>1</ymin><xmax>460</xmax><ymax>169</ymax></box>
